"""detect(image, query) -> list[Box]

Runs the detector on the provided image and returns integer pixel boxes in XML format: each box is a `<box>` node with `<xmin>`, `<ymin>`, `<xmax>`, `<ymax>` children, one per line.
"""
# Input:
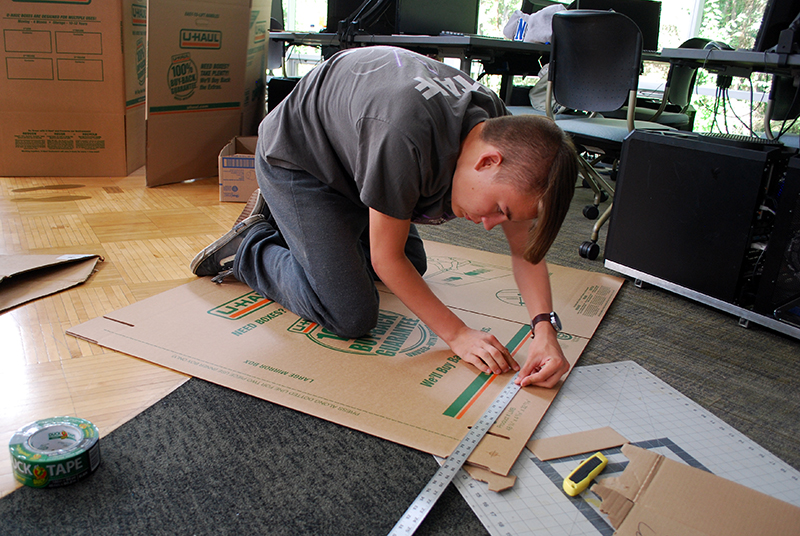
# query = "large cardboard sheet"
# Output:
<box><xmin>67</xmin><ymin>242</ymin><xmax>623</xmax><ymax>476</ymax></box>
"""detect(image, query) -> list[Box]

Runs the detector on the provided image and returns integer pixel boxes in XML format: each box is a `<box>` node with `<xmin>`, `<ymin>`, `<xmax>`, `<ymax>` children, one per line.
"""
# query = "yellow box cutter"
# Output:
<box><xmin>563</xmin><ymin>452</ymin><xmax>608</xmax><ymax>496</ymax></box>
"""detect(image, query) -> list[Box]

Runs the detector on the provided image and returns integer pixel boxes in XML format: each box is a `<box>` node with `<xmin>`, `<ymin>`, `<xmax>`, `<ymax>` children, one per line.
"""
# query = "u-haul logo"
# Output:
<box><xmin>208</xmin><ymin>291</ymin><xmax>274</xmax><ymax>320</ymax></box>
<box><xmin>180</xmin><ymin>29</ymin><xmax>222</xmax><ymax>49</ymax></box>
<box><xmin>131</xmin><ymin>3</ymin><xmax>146</xmax><ymax>26</ymax></box>
<box><xmin>253</xmin><ymin>21</ymin><xmax>266</xmax><ymax>43</ymax></box>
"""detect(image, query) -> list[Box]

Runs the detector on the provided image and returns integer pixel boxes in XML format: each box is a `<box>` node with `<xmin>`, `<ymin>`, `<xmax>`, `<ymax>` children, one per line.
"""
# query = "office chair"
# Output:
<box><xmin>545</xmin><ymin>9</ymin><xmax>674</xmax><ymax>259</ymax></box>
<box><xmin>604</xmin><ymin>37</ymin><xmax>712</xmax><ymax>131</ymax></box>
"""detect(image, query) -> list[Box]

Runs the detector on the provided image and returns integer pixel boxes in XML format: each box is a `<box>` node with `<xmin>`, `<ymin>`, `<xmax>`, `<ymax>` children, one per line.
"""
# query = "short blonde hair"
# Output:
<box><xmin>480</xmin><ymin>115</ymin><xmax>578</xmax><ymax>264</ymax></box>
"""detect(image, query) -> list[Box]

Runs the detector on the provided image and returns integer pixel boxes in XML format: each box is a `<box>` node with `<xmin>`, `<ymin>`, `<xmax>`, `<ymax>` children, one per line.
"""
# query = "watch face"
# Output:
<box><xmin>550</xmin><ymin>311</ymin><xmax>562</xmax><ymax>332</ymax></box>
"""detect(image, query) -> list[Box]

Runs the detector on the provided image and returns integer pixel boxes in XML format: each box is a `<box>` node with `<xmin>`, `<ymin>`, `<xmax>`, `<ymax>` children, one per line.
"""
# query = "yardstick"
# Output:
<box><xmin>388</xmin><ymin>372</ymin><xmax>521</xmax><ymax>535</ymax></box>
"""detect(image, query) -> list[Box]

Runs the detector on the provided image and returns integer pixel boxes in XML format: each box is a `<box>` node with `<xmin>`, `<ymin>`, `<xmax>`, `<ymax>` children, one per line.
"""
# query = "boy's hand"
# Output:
<box><xmin>449</xmin><ymin>326</ymin><xmax>520</xmax><ymax>375</ymax></box>
<box><xmin>515</xmin><ymin>328</ymin><xmax>569</xmax><ymax>388</ymax></box>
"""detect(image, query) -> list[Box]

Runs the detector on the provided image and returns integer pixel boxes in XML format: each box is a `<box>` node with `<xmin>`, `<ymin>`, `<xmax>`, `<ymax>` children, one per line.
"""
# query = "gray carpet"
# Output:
<box><xmin>2</xmin><ymin>186</ymin><xmax>798</xmax><ymax>535</ymax></box>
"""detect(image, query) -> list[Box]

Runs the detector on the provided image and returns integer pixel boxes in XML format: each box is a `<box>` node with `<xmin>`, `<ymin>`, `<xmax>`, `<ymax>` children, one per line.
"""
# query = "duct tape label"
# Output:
<box><xmin>8</xmin><ymin>417</ymin><xmax>101</xmax><ymax>489</ymax></box>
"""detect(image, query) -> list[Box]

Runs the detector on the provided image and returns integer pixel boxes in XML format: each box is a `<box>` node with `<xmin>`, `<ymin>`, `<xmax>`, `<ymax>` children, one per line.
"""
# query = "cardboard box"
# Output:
<box><xmin>592</xmin><ymin>443</ymin><xmax>800</xmax><ymax>536</ymax></box>
<box><xmin>67</xmin><ymin>242</ymin><xmax>623</xmax><ymax>477</ymax></box>
<box><xmin>145</xmin><ymin>0</ymin><xmax>270</xmax><ymax>187</ymax></box>
<box><xmin>0</xmin><ymin>1</ymin><xmax>146</xmax><ymax>177</ymax></box>
<box><xmin>1</xmin><ymin>254</ymin><xmax>101</xmax><ymax>313</ymax></box>
<box><xmin>219</xmin><ymin>136</ymin><xmax>258</xmax><ymax>202</ymax></box>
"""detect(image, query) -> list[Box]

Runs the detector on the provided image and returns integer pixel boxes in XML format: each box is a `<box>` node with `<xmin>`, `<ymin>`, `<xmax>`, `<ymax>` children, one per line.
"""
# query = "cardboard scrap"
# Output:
<box><xmin>462</xmin><ymin>464</ymin><xmax>517</xmax><ymax>492</ymax></box>
<box><xmin>0</xmin><ymin>254</ymin><xmax>101</xmax><ymax>313</ymax></box>
<box><xmin>67</xmin><ymin>241</ymin><xmax>623</xmax><ymax>477</ymax></box>
<box><xmin>527</xmin><ymin>427</ymin><xmax>628</xmax><ymax>461</ymax></box>
<box><xmin>592</xmin><ymin>443</ymin><xmax>800</xmax><ymax>536</ymax></box>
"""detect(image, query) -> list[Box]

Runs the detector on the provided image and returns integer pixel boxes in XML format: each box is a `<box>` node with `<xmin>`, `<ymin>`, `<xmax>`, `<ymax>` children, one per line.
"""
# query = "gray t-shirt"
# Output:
<box><xmin>260</xmin><ymin>46</ymin><xmax>508</xmax><ymax>224</ymax></box>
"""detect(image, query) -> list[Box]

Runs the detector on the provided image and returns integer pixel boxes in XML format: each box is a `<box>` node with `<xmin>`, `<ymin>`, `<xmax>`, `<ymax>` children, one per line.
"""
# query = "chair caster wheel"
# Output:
<box><xmin>579</xmin><ymin>241</ymin><xmax>600</xmax><ymax>260</ymax></box>
<box><xmin>582</xmin><ymin>205</ymin><xmax>600</xmax><ymax>220</ymax></box>
<box><xmin>599</xmin><ymin>191</ymin><xmax>609</xmax><ymax>202</ymax></box>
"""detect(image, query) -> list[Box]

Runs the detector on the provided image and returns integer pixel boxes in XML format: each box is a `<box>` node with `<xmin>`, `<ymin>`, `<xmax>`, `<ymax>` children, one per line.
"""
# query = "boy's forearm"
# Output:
<box><xmin>375</xmin><ymin>255</ymin><xmax>466</xmax><ymax>344</ymax></box>
<box><xmin>512</xmin><ymin>254</ymin><xmax>554</xmax><ymax>320</ymax></box>
<box><xmin>503</xmin><ymin>221</ymin><xmax>555</xmax><ymax>319</ymax></box>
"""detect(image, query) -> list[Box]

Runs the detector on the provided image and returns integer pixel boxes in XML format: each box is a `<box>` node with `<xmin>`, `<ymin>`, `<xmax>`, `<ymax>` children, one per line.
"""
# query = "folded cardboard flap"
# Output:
<box><xmin>0</xmin><ymin>254</ymin><xmax>102</xmax><ymax>313</ymax></box>
<box><xmin>592</xmin><ymin>443</ymin><xmax>800</xmax><ymax>536</ymax></box>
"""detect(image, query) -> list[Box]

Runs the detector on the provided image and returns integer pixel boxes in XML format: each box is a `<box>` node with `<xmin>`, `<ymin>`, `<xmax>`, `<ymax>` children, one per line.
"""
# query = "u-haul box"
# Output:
<box><xmin>0</xmin><ymin>0</ymin><xmax>146</xmax><ymax>177</ymax></box>
<box><xmin>145</xmin><ymin>0</ymin><xmax>270</xmax><ymax>187</ymax></box>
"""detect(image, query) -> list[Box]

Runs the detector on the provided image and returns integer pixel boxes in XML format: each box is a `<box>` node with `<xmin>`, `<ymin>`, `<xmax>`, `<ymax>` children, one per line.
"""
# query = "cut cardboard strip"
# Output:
<box><xmin>462</xmin><ymin>464</ymin><xmax>517</xmax><ymax>492</ymax></box>
<box><xmin>592</xmin><ymin>443</ymin><xmax>800</xmax><ymax>536</ymax></box>
<box><xmin>0</xmin><ymin>254</ymin><xmax>101</xmax><ymax>313</ymax></box>
<box><xmin>527</xmin><ymin>426</ymin><xmax>628</xmax><ymax>461</ymax></box>
<box><xmin>67</xmin><ymin>241</ymin><xmax>622</xmax><ymax>476</ymax></box>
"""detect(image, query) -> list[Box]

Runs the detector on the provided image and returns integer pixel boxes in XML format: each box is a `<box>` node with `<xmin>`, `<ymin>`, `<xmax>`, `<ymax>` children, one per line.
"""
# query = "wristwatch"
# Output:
<box><xmin>531</xmin><ymin>311</ymin><xmax>561</xmax><ymax>336</ymax></box>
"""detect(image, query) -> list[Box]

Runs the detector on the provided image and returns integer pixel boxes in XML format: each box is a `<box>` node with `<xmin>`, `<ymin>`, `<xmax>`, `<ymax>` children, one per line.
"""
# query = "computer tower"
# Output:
<box><xmin>753</xmin><ymin>155</ymin><xmax>800</xmax><ymax>327</ymax></box>
<box><xmin>604</xmin><ymin>130</ymin><xmax>787</xmax><ymax>305</ymax></box>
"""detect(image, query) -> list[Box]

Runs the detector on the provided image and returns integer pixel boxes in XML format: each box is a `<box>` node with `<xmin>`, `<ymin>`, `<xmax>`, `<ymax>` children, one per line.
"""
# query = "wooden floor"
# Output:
<box><xmin>0</xmin><ymin>169</ymin><xmax>246</xmax><ymax>497</ymax></box>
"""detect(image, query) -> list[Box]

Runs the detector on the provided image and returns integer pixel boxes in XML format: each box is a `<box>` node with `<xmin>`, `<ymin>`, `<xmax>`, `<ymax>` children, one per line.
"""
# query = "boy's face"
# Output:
<box><xmin>451</xmin><ymin>166</ymin><xmax>540</xmax><ymax>231</ymax></box>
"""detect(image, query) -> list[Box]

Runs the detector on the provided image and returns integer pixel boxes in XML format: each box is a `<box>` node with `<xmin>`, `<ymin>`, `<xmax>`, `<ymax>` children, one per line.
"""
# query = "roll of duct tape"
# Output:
<box><xmin>9</xmin><ymin>417</ymin><xmax>101</xmax><ymax>488</ymax></box>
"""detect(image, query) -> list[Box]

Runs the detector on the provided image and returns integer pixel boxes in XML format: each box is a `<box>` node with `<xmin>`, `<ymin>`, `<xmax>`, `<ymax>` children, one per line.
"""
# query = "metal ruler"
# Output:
<box><xmin>388</xmin><ymin>372</ymin><xmax>521</xmax><ymax>535</ymax></box>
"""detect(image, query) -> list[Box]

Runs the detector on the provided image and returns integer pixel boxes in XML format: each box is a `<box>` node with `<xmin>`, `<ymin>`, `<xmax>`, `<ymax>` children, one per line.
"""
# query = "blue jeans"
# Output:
<box><xmin>233</xmin><ymin>156</ymin><xmax>427</xmax><ymax>338</ymax></box>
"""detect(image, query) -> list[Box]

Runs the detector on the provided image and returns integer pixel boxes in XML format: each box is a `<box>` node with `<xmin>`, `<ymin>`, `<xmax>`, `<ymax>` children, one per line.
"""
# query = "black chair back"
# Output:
<box><xmin>549</xmin><ymin>10</ymin><xmax>642</xmax><ymax>113</ymax></box>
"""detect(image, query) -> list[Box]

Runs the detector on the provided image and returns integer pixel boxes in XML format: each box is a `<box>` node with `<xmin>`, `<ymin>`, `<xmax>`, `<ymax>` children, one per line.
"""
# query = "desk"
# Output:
<box><xmin>269</xmin><ymin>31</ymin><xmax>553</xmax><ymax>101</ymax></box>
<box><xmin>660</xmin><ymin>47</ymin><xmax>800</xmax><ymax>137</ymax></box>
<box><xmin>270</xmin><ymin>32</ymin><xmax>667</xmax><ymax>102</ymax></box>
<box><xmin>660</xmin><ymin>47</ymin><xmax>800</xmax><ymax>77</ymax></box>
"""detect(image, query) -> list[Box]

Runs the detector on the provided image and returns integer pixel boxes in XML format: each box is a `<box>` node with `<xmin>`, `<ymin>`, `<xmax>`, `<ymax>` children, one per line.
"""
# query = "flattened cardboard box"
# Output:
<box><xmin>68</xmin><ymin>242</ymin><xmax>623</xmax><ymax>476</ymax></box>
<box><xmin>146</xmin><ymin>0</ymin><xmax>270</xmax><ymax>187</ymax></box>
<box><xmin>1</xmin><ymin>254</ymin><xmax>101</xmax><ymax>313</ymax></box>
<box><xmin>593</xmin><ymin>443</ymin><xmax>800</xmax><ymax>536</ymax></box>
<box><xmin>0</xmin><ymin>0</ymin><xmax>145</xmax><ymax>177</ymax></box>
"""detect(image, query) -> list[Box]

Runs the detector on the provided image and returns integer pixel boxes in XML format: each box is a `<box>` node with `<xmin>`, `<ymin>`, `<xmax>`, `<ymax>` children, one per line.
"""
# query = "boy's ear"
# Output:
<box><xmin>475</xmin><ymin>149</ymin><xmax>503</xmax><ymax>170</ymax></box>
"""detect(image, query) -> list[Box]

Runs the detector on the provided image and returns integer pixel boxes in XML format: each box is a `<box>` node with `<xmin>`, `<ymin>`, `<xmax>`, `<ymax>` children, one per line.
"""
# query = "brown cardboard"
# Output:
<box><xmin>219</xmin><ymin>136</ymin><xmax>258</xmax><ymax>202</ymax></box>
<box><xmin>0</xmin><ymin>254</ymin><xmax>101</xmax><ymax>313</ymax></box>
<box><xmin>145</xmin><ymin>0</ymin><xmax>270</xmax><ymax>187</ymax></box>
<box><xmin>67</xmin><ymin>241</ymin><xmax>622</xmax><ymax>476</ymax></box>
<box><xmin>462</xmin><ymin>464</ymin><xmax>517</xmax><ymax>492</ymax></box>
<box><xmin>527</xmin><ymin>427</ymin><xmax>628</xmax><ymax>461</ymax></box>
<box><xmin>423</xmin><ymin>242</ymin><xmax>623</xmax><ymax>339</ymax></box>
<box><xmin>0</xmin><ymin>1</ymin><xmax>146</xmax><ymax>177</ymax></box>
<box><xmin>592</xmin><ymin>443</ymin><xmax>800</xmax><ymax>536</ymax></box>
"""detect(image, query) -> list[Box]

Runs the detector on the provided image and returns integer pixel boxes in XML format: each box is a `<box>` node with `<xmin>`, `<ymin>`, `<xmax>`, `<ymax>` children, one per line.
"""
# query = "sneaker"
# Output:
<box><xmin>235</xmin><ymin>189</ymin><xmax>267</xmax><ymax>227</ymax></box>
<box><xmin>191</xmin><ymin>214</ymin><xmax>266</xmax><ymax>280</ymax></box>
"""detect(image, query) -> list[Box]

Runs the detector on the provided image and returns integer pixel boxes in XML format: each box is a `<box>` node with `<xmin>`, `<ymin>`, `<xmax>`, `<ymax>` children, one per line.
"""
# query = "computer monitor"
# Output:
<box><xmin>327</xmin><ymin>0</ymin><xmax>480</xmax><ymax>36</ymax></box>
<box><xmin>395</xmin><ymin>0</ymin><xmax>481</xmax><ymax>35</ymax></box>
<box><xmin>326</xmin><ymin>0</ymin><xmax>395</xmax><ymax>34</ymax></box>
<box><xmin>570</xmin><ymin>0</ymin><xmax>661</xmax><ymax>51</ymax></box>
<box><xmin>521</xmin><ymin>0</ymin><xmax>566</xmax><ymax>14</ymax></box>
<box><xmin>753</xmin><ymin>0</ymin><xmax>800</xmax><ymax>52</ymax></box>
